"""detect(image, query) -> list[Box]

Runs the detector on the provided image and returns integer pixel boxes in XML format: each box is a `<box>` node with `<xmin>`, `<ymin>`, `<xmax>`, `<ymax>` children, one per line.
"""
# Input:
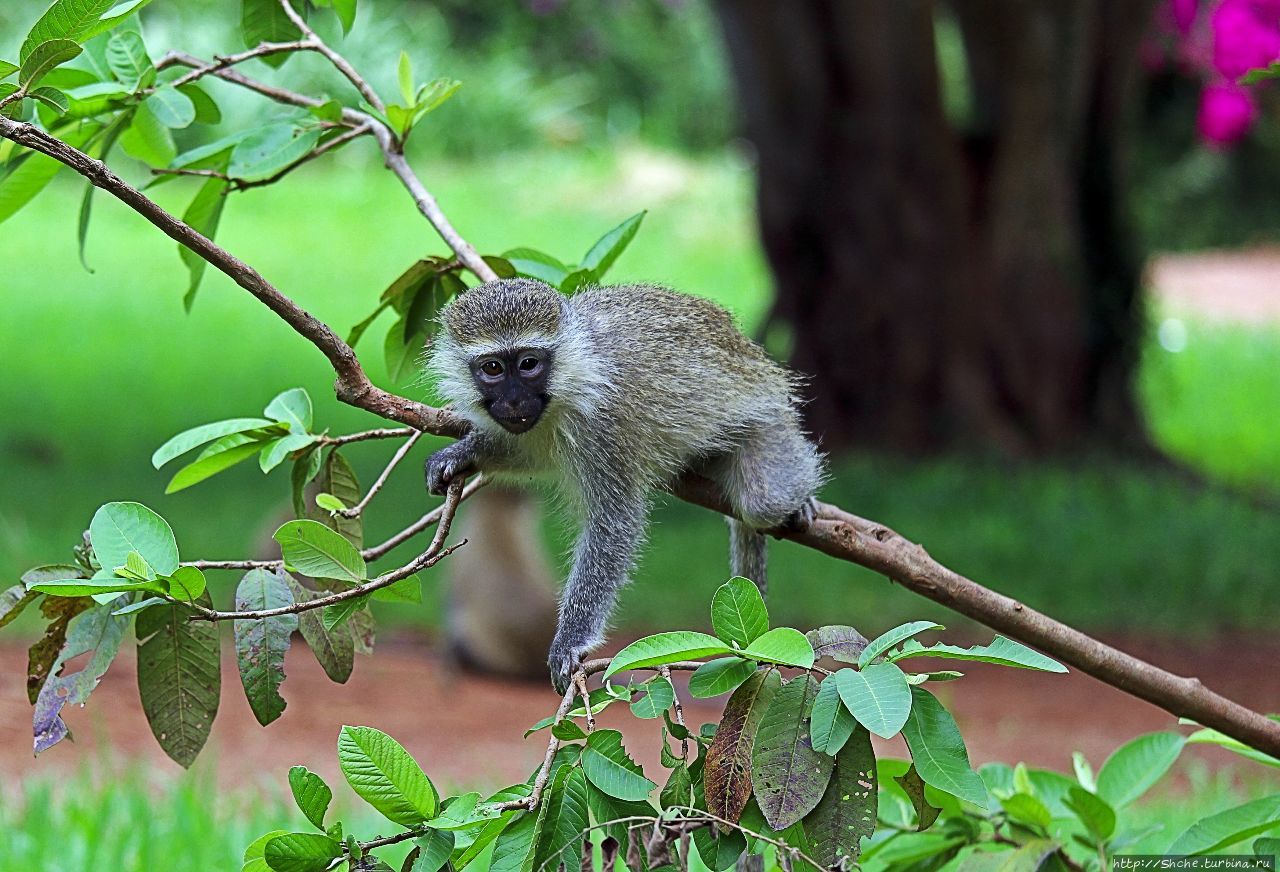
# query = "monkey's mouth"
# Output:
<box><xmin>490</xmin><ymin>411</ymin><xmax>542</xmax><ymax>434</ymax></box>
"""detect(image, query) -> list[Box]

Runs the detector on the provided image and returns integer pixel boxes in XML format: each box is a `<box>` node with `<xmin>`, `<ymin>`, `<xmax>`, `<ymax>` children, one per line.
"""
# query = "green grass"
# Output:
<box><xmin>2</xmin><ymin>757</ymin><xmax>1273</xmax><ymax>870</ymax></box>
<box><xmin>2</xmin><ymin>146</ymin><xmax>1280</xmax><ymax>640</ymax></box>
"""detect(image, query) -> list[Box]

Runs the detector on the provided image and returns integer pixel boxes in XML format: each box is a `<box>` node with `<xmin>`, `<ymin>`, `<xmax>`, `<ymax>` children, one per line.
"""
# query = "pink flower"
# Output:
<box><xmin>1172</xmin><ymin>0</ymin><xmax>1201</xmax><ymax>35</ymax></box>
<box><xmin>1197</xmin><ymin>81</ymin><xmax>1259</xmax><ymax>143</ymax></box>
<box><xmin>1211</xmin><ymin>0</ymin><xmax>1280</xmax><ymax>79</ymax></box>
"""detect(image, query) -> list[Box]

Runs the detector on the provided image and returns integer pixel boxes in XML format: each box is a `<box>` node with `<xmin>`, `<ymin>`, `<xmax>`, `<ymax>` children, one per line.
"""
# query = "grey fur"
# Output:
<box><xmin>425</xmin><ymin>278</ymin><xmax>825</xmax><ymax>692</ymax></box>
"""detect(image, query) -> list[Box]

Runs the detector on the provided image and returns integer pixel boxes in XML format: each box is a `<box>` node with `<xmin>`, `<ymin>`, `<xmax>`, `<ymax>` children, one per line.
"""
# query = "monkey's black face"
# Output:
<box><xmin>470</xmin><ymin>347</ymin><xmax>553</xmax><ymax>434</ymax></box>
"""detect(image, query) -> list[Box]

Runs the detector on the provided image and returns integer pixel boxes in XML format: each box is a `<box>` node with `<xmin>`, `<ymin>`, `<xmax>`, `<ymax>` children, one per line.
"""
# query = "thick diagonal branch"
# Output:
<box><xmin>3</xmin><ymin>118</ymin><xmax>1277</xmax><ymax>757</ymax></box>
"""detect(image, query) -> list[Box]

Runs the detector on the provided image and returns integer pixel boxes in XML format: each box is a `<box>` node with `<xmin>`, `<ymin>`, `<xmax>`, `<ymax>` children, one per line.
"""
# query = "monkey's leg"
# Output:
<box><xmin>548</xmin><ymin>491</ymin><xmax>649</xmax><ymax>694</ymax></box>
<box><xmin>716</xmin><ymin>426</ymin><xmax>824</xmax><ymax>596</ymax></box>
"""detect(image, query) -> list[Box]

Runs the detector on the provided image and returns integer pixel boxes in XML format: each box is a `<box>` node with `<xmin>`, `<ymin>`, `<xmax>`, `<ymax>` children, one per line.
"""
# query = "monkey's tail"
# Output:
<box><xmin>728</xmin><ymin>518</ymin><xmax>768</xmax><ymax>597</ymax></box>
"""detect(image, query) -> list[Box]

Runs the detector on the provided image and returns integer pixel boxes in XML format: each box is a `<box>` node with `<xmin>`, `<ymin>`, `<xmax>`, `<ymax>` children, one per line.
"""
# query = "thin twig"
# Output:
<box><xmin>278</xmin><ymin>0</ymin><xmax>385</xmax><ymax>113</ymax></box>
<box><xmin>148</xmin><ymin>167</ymin><xmax>232</xmax><ymax>181</ymax></box>
<box><xmin>186</xmin><ymin>558</ymin><xmax>280</xmax><ymax>571</ymax></box>
<box><xmin>362</xmin><ymin>474</ymin><xmax>488</xmax><ymax>561</ymax></box>
<box><xmin>0</xmin><ymin>87</ymin><xmax>27</xmax><ymax>110</ymax></box>
<box><xmin>321</xmin><ymin>427</ymin><xmax>416</xmax><ymax>446</ymax></box>
<box><xmin>660</xmin><ymin>665</ymin><xmax>689</xmax><ymax>759</ymax></box>
<box><xmin>188</xmin><ymin>479</ymin><xmax>466</xmax><ymax>621</ymax></box>
<box><xmin>160</xmin><ymin>40</ymin><xmax>315</xmax><ymax>89</ymax></box>
<box><xmin>574</xmin><ymin>672</ymin><xmax>595</xmax><ymax>733</ymax></box>
<box><xmin>338</xmin><ymin>430</ymin><xmax>422</xmax><ymax>519</ymax></box>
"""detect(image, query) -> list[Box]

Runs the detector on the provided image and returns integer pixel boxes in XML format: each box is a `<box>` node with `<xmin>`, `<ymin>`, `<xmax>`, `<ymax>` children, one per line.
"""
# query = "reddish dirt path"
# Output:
<box><xmin>2</xmin><ymin>633</ymin><xmax>1276</xmax><ymax>795</ymax></box>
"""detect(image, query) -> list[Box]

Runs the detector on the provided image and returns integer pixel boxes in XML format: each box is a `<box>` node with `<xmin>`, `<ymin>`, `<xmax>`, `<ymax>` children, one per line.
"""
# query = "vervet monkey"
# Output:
<box><xmin>425</xmin><ymin>279</ymin><xmax>824</xmax><ymax>692</ymax></box>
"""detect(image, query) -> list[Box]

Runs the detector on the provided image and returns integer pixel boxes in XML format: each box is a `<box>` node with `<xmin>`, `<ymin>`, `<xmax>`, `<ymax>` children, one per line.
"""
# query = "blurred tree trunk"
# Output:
<box><xmin>714</xmin><ymin>0</ymin><xmax>1156</xmax><ymax>453</ymax></box>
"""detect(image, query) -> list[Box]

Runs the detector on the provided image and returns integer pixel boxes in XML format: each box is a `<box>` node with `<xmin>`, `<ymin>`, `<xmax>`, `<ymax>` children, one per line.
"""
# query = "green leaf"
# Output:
<box><xmin>1000</xmin><ymin>792</ymin><xmax>1052</xmax><ymax>830</ymax></box>
<box><xmin>807</xmin><ymin>725</ymin><xmax>877</xmax><ymax>867</ymax></box>
<box><xmin>1095</xmin><ymin>731</ymin><xmax>1185</xmax><ymax>807</ymax></box>
<box><xmin>1241</xmin><ymin>61</ymin><xmax>1280</xmax><ymax>85</ymax></box>
<box><xmin>308</xmin><ymin>450</ymin><xmax>363</xmax><ymax>548</ymax></box>
<box><xmin>580</xmin><ymin>729</ymin><xmax>656</xmax><ymax>801</ymax></box>
<box><xmin>0</xmin><ymin>61</ymin><xmax>15</xmax><ymax>80</ymax></box>
<box><xmin>274</xmin><ymin>519</ymin><xmax>366</xmax><ymax>583</ymax></box>
<box><xmin>28</xmin><ymin>86</ymin><xmax>68</xmax><ymax>114</ymax></box>
<box><xmin>120</xmin><ymin>101</ymin><xmax>175</xmax><ymax>166</ymax></box>
<box><xmin>688</xmin><ymin>657</ymin><xmax>757</xmax><ymax>698</ymax></box>
<box><xmin>33</xmin><ymin>604</ymin><xmax>129</xmax><ymax>753</ymax></box>
<box><xmin>289</xmin><ymin>766</ymin><xmax>333</xmax><ymax>830</ymax></box>
<box><xmin>1168</xmin><ymin>794</ymin><xmax>1280</xmax><ymax>855</ymax></box>
<box><xmin>80</xmin><ymin>0</ymin><xmax>157</xmax><ymax>42</ymax></box>
<box><xmin>288</xmin><ymin>577</ymin><xmax>354</xmax><ymax>684</ymax></box>
<box><xmin>551</xmin><ymin>719</ymin><xmax>586</xmax><ymax>741</ymax></box>
<box><xmin>691</xmin><ymin>826</ymin><xmax>745</xmax><ymax>872</ymax></box>
<box><xmin>858</xmin><ymin>621</ymin><xmax>943</xmax><ymax>668</ymax></box>
<box><xmin>338</xmin><ymin>725</ymin><xmax>439</xmax><ymax>826</ymax></box>
<box><xmin>1186</xmin><ymin>727</ymin><xmax>1280</xmax><ymax>768</ymax></box>
<box><xmin>711</xmin><ymin>576</ymin><xmax>769</xmax><ymax>646</ymax></box>
<box><xmin>558</xmin><ymin>268</ymin><xmax>595</xmax><ymax>295</ymax></box>
<box><xmin>502</xmin><ymin>247</ymin><xmax>569</xmax><ymax>287</ymax></box>
<box><xmin>291</xmin><ymin>448</ymin><xmax>323</xmax><ymax>517</ymax></box>
<box><xmin>314</xmin><ymin>493</ymin><xmax>346</xmax><ymax>512</ymax></box>
<box><xmin>834</xmin><ymin>664</ymin><xmax>912</xmax><ymax>739</ymax></box>
<box><xmin>603</xmin><ymin>631</ymin><xmax>733</xmax><ymax>680</ymax></box>
<box><xmin>164</xmin><ymin>565</ymin><xmax>207</xmax><ymax>601</ymax></box>
<box><xmin>397</xmin><ymin>51</ymin><xmax>414</xmax><ymax>105</ymax></box>
<box><xmin>0</xmin><ymin>583</ymin><xmax>39</xmax><ymax>630</ymax></box>
<box><xmin>265</xmin><ymin>387</ymin><xmax>313</xmax><ymax>432</ymax></box>
<box><xmin>234</xmin><ymin>568</ymin><xmax>297</xmax><ymax>726</ymax></box>
<box><xmin>410</xmin><ymin>829</ymin><xmax>455</xmax><ymax>872</ymax></box>
<box><xmin>1064</xmin><ymin>786</ymin><xmax>1115</xmax><ymax>842</ymax></box>
<box><xmin>810</xmin><ymin>676</ymin><xmax>857</xmax><ymax>755</ymax></box>
<box><xmin>531</xmin><ymin>767</ymin><xmax>590</xmax><ymax>872</ymax></box>
<box><xmin>660</xmin><ymin>760</ymin><xmax>692</xmax><ymax>810</ymax></box>
<box><xmin>489</xmin><ymin>811</ymin><xmax>539</xmax><ymax>872</ymax></box>
<box><xmin>153</xmin><ymin>418</ymin><xmax>277</xmax><ymax>468</ymax></box>
<box><xmin>19</xmin><ymin>39</ymin><xmax>82</xmax><ymax>87</ymax></box>
<box><xmin>324</xmin><ymin>0</ymin><xmax>357</xmax><ymax>33</ymax></box>
<box><xmin>165</xmin><ymin>438</ymin><xmax>262</xmax><ymax>493</ymax></box>
<box><xmin>112</xmin><ymin>596</ymin><xmax>166</xmax><ymax>616</ymax></box>
<box><xmin>372</xmin><ymin>574</ymin><xmax>421</xmax><ymax>604</ymax></box>
<box><xmin>136</xmin><ymin>594</ymin><xmax>221</xmax><ymax>767</ymax></box>
<box><xmin>241</xmin><ymin>0</ymin><xmax>305</xmax><ymax>65</ymax></box>
<box><xmin>177</xmin><ymin>82</ymin><xmax>220</xmax><ymax>124</ymax></box>
<box><xmin>894</xmin><ymin>764</ymin><xmax>942</xmax><ymax>831</ymax></box>
<box><xmin>900</xmin><ymin>687</ymin><xmax>987</xmax><ymax>808</ymax></box>
<box><xmin>90</xmin><ymin>501</ymin><xmax>179</xmax><ymax>577</ymax></box>
<box><xmin>888</xmin><ymin>636</ymin><xmax>1067</xmax><ymax>673</ymax></box>
<box><xmin>27</xmin><ymin>577</ymin><xmax>160</xmax><ymax>597</ymax></box>
<box><xmin>104</xmin><ymin>30</ymin><xmax>152</xmax><ymax>90</ymax></box>
<box><xmin>703</xmin><ymin>668</ymin><xmax>781</xmax><ymax>824</ymax></box>
<box><xmin>740</xmin><ymin>627</ymin><xmax>814</xmax><ymax>669</ymax></box>
<box><xmin>1255</xmin><ymin>837</ymin><xmax>1280</xmax><ymax>858</ymax></box>
<box><xmin>751</xmin><ymin>674</ymin><xmax>833</xmax><ymax>830</ymax></box>
<box><xmin>580</xmin><ymin>211</ymin><xmax>645</xmax><ymax>278</ymax></box>
<box><xmin>244</xmin><ymin>829</ymin><xmax>288</xmax><ymax>872</ymax></box>
<box><xmin>322</xmin><ymin>594</ymin><xmax>367</xmax><ymax>632</ymax></box>
<box><xmin>630</xmin><ymin>676</ymin><xmax>675</xmax><ymax>718</ymax></box>
<box><xmin>146</xmin><ymin>87</ymin><xmax>195</xmax><ymax>128</ymax></box>
<box><xmin>806</xmin><ymin>625</ymin><xmax>869</xmax><ymax>664</ymax></box>
<box><xmin>385</xmin><ymin>317</ymin><xmax>423</xmax><ymax>384</ymax></box>
<box><xmin>20</xmin><ymin>0</ymin><xmax>116</xmax><ymax>60</ymax></box>
<box><xmin>263</xmin><ymin>832</ymin><xmax>341</xmax><ymax>872</ymax></box>
<box><xmin>229</xmin><ymin>123</ymin><xmax>320</xmax><ymax>181</ymax></box>
<box><xmin>260</xmin><ymin>433</ymin><xmax>319</xmax><ymax>474</ymax></box>
<box><xmin>414</xmin><ymin>77</ymin><xmax>460</xmax><ymax>115</ymax></box>
<box><xmin>403</xmin><ymin>276</ymin><xmax>442</xmax><ymax>341</ymax></box>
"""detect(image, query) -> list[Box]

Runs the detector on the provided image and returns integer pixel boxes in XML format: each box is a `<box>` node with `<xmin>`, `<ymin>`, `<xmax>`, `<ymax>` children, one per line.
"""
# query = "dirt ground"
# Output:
<box><xmin>1</xmin><ymin>632</ymin><xmax>1277</xmax><ymax>795</ymax></box>
<box><xmin>3</xmin><ymin>249</ymin><xmax>1279</xmax><ymax>795</ymax></box>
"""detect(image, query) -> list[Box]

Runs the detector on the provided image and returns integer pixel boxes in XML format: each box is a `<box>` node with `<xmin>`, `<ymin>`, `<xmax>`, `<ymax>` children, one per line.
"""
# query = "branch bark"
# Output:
<box><xmin>3</xmin><ymin>101</ymin><xmax>1276</xmax><ymax>756</ymax></box>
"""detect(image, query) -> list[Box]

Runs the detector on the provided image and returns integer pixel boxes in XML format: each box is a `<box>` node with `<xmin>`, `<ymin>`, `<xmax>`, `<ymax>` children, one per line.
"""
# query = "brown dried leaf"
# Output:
<box><xmin>704</xmin><ymin>668</ymin><xmax>782</xmax><ymax>824</ymax></box>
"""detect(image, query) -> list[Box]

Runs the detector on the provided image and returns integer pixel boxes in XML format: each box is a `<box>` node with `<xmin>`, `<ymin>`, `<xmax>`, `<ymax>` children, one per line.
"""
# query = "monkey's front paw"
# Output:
<box><xmin>783</xmin><ymin>497</ymin><xmax>818</xmax><ymax>532</ymax></box>
<box><xmin>425</xmin><ymin>446</ymin><xmax>473</xmax><ymax>496</ymax></box>
<box><xmin>548</xmin><ymin>634</ymin><xmax>593</xmax><ymax>696</ymax></box>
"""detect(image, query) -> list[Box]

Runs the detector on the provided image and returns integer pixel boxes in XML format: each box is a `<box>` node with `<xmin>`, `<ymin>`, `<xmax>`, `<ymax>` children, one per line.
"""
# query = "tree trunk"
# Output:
<box><xmin>713</xmin><ymin>0</ymin><xmax>1155</xmax><ymax>454</ymax></box>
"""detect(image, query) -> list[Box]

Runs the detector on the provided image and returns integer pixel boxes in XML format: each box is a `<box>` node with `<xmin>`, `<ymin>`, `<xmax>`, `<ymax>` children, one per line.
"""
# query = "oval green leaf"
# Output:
<box><xmin>740</xmin><ymin>627</ymin><xmax>814</xmax><ymax>670</ymax></box>
<box><xmin>288</xmin><ymin>765</ymin><xmax>333</xmax><ymax>831</ymax></box>
<box><xmin>274</xmin><ymin>519</ymin><xmax>367</xmax><ymax>583</ymax></box>
<box><xmin>688</xmin><ymin>657</ymin><xmax>757</xmax><ymax>698</ymax></box>
<box><xmin>90</xmin><ymin>501</ymin><xmax>179</xmax><ymax>577</ymax></box>
<box><xmin>338</xmin><ymin>725</ymin><xmax>439</xmax><ymax>826</ymax></box>
<box><xmin>136</xmin><ymin>594</ymin><xmax>221</xmax><ymax>767</ymax></box>
<box><xmin>900</xmin><ymin>687</ymin><xmax>987</xmax><ymax>808</ymax></box>
<box><xmin>152</xmin><ymin>417</ymin><xmax>277</xmax><ymax>468</ymax></box>
<box><xmin>858</xmin><ymin>621</ymin><xmax>944</xmax><ymax>668</ymax></box>
<box><xmin>603</xmin><ymin>631</ymin><xmax>733</xmax><ymax>680</ymax></box>
<box><xmin>711</xmin><ymin>576</ymin><xmax>769</xmax><ymax>647</ymax></box>
<box><xmin>262</xmin><ymin>832</ymin><xmax>341</xmax><ymax>872</ymax></box>
<box><xmin>1095</xmin><ymin>731</ymin><xmax>1186</xmax><ymax>807</ymax></box>
<box><xmin>834</xmin><ymin>664</ymin><xmax>912</xmax><ymax>739</ymax></box>
<box><xmin>579</xmin><ymin>729</ymin><xmax>656</xmax><ymax>801</ymax></box>
<box><xmin>234</xmin><ymin>568</ymin><xmax>297</xmax><ymax>726</ymax></box>
<box><xmin>1168</xmin><ymin>794</ymin><xmax>1280</xmax><ymax>855</ymax></box>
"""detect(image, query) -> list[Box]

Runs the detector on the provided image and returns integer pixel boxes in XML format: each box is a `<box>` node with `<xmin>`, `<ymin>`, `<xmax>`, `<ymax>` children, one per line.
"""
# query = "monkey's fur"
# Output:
<box><xmin>425</xmin><ymin>278</ymin><xmax>824</xmax><ymax>692</ymax></box>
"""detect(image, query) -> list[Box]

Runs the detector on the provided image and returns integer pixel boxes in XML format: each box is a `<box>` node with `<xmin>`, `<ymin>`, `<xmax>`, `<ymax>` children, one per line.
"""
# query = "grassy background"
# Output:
<box><xmin>3</xmin><ymin>149</ymin><xmax>1280</xmax><ymax>639</ymax></box>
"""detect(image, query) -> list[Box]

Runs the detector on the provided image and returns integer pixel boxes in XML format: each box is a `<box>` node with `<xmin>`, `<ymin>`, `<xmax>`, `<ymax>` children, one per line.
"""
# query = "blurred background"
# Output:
<box><xmin>1</xmin><ymin>0</ymin><xmax>1279</xmax><ymax>866</ymax></box>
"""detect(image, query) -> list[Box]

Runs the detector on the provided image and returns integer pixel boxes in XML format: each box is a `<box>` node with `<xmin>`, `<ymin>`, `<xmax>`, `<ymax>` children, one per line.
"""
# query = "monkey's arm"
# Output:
<box><xmin>548</xmin><ymin>483</ymin><xmax>649</xmax><ymax>694</ymax></box>
<box><xmin>425</xmin><ymin>429</ymin><xmax>513</xmax><ymax>495</ymax></box>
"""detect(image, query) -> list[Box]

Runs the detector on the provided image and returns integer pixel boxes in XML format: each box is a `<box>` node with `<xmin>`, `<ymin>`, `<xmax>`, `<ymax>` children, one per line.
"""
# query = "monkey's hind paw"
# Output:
<box><xmin>548</xmin><ymin>640</ymin><xmax>591</xmax><ymax>696</ymax></box>
<box><xmin>783</xmin><ymin>497</ymin><xmax>818</xmax><ymax>532</ymax></box>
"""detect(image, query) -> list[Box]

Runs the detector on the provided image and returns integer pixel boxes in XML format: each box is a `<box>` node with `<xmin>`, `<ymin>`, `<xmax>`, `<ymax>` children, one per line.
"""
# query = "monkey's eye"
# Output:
<box><xmin>518</xmin><ymin>356</ymin><xmax>540</xmax><ymax>373</ymax></box>
<box><xmin>480</xmin><ymin>360</ymin><xmax>504</xmax><ymax>377</ymax></box>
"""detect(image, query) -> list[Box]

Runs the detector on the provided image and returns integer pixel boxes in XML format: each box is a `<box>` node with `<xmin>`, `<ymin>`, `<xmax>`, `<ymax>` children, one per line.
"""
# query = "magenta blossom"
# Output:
<box><xmin>1198</xmin><ymin>80</ymin><xmax>1259</xmax><ymax>143</ymax></box>
<box><xmin>1211</xmin><ymin>0</ymin><xmax>1280</xmax><ymax>79</ymax></box>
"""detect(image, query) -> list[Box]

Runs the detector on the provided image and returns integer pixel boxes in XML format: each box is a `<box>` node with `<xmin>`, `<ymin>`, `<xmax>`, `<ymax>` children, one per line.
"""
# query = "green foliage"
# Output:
<box><xmin>338</xmin><ymin>725</ymin><xmax>440</xmax><ymax>826</ymax></box>
<box><xmin>234</xmin><ymin>567</ymin><xmax>298</xmax><ymax>726</ymax></box>
<box><xmin>136</xmin><ymin>593</ymin><xmax>221</xmax><ymax>767</ymax></box>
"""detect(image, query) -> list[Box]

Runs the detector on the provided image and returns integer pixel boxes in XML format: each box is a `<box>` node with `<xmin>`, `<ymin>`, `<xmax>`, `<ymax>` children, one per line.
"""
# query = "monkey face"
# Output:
<box><xmin>470</xmin><ymin>347</ymin><xmax>553</xmax><ymax>434</ymax></box>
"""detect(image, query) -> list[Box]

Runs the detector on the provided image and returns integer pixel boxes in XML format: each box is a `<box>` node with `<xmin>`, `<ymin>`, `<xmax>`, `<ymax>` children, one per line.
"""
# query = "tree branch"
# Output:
<box><xmin>160</xmin><ymin>40</ymin><xmax>317</xmax><ymax>90</ymax></box>
<box><xmin>338</xmin><ymin>429</ymin><xmax>422</xmax><ymax>519</ymax></box>
<box><xmin>278</xmin><ymin>0</ymin><xmax>385</xmax><ymax>113</ymax></box>
<box><xmin>321</xmin><ymin>427</ymin><xmax>416</xmax><ymax>446</ymax></box>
